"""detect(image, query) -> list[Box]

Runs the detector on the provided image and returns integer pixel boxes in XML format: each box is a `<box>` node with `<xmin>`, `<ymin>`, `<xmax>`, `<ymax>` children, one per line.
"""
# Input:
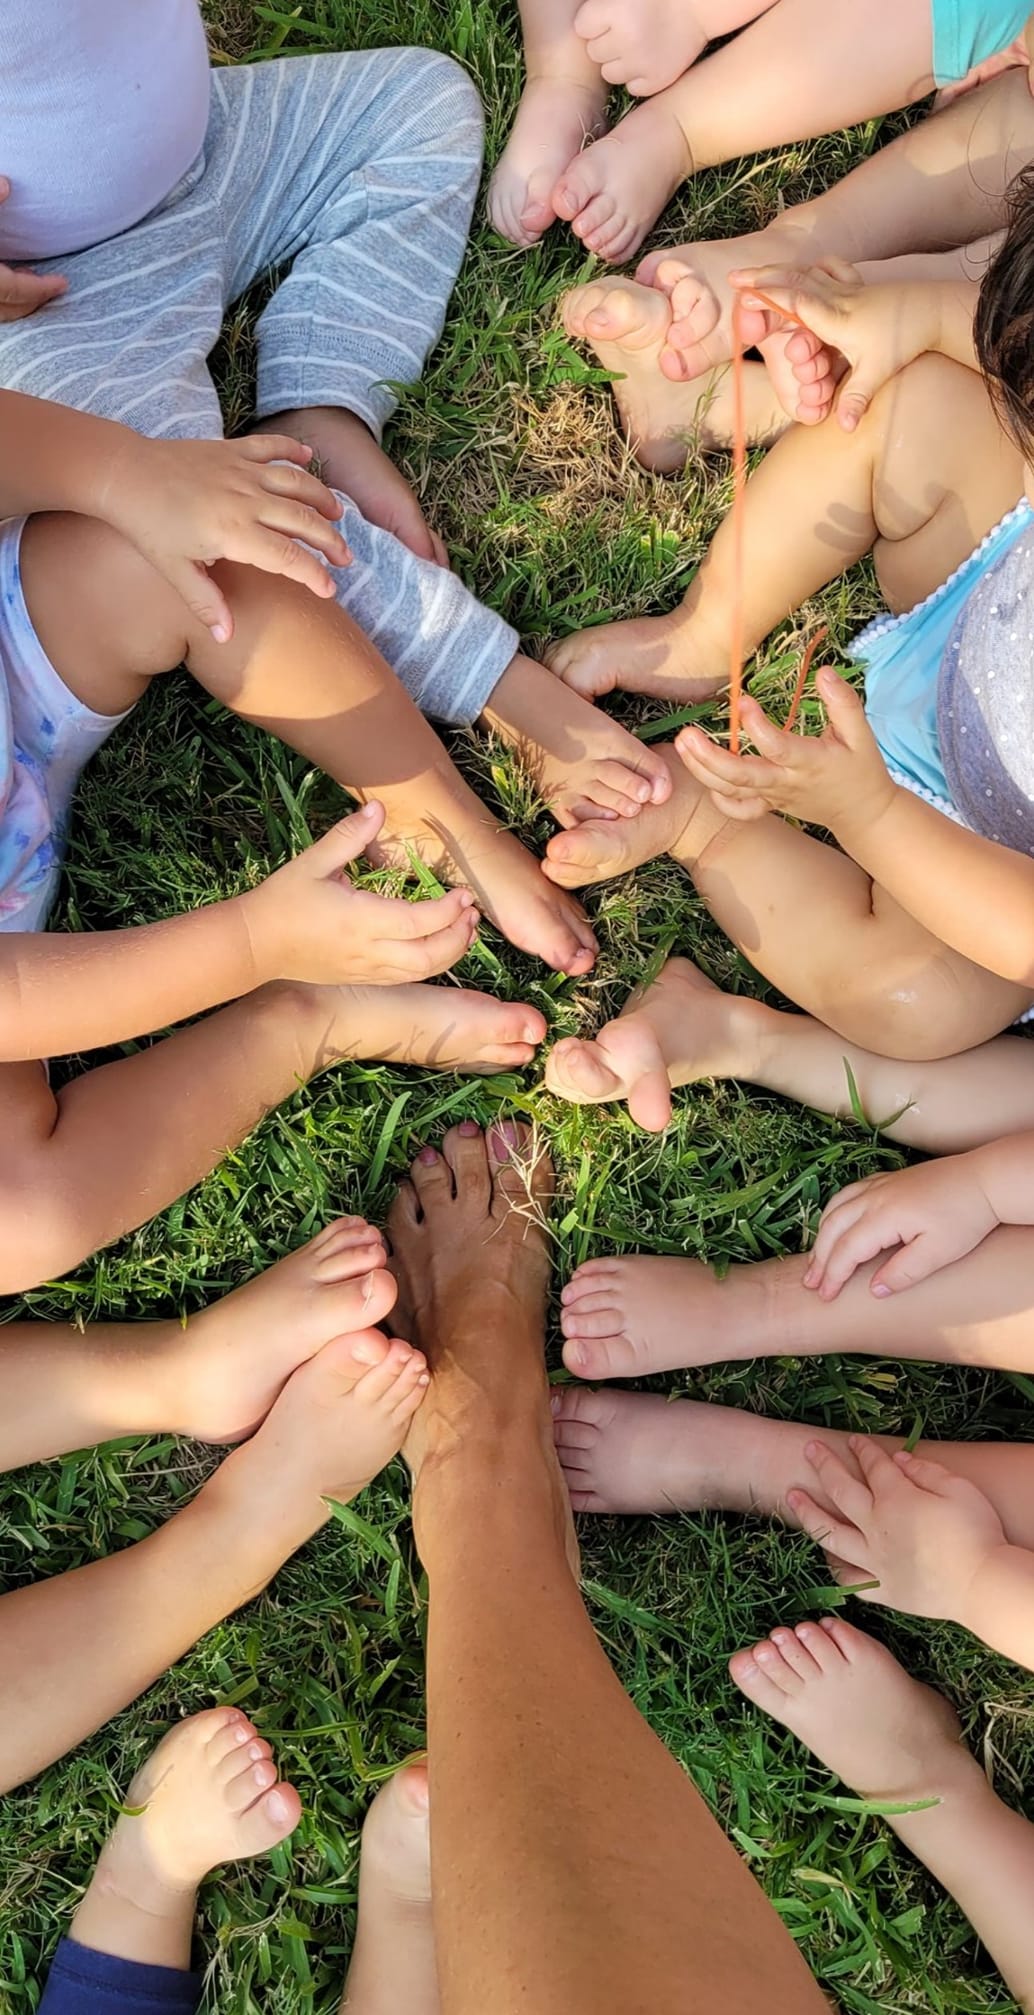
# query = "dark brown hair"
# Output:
<box><xmin>975</xmin><ymin>163</ymin><xmax>1034</xmax><ymax>461</ymax></box>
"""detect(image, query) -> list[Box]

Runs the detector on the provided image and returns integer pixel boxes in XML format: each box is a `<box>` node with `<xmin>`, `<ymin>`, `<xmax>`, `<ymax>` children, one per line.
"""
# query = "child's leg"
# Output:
<box><xmin>553</xmin><ymin>1388</ymin><xmax>1034</xmax><ymax>1535</ymax></box>
<box><xmin>558</xmin><ymin>1222</ymin><xmax>1034</xmax><ymax>1379</ymax></box>
<box><xmin>0</xmin><ymin>1221</ymin><xmax>398</xmax><ymax>1467</ymax></box>
<box><xmin>551</xmin><ymin>0</ymin><xmax>937</xmax><ymax>261</ymax></box>
<box><xmin>729</xmin><ymin>1621</ymin><xmax>1034</xmax><ymax>2011</ymax></box>
<box><xmin>42</xmin><ymin>1709</ymin><xmax>300</xmax><ymax>2005</ymax></box>
<box><xmin>488</xmin><ymin>0</ymin><xmax>609</xmax><ymax>250</ymax></box>
<box><xmin>0</xmin><ymin>1332</ymin><xmax>427</xmax><ymax>1792</ymax></box>
<box><xmin>340</xmin><ymin>1767</ymin><xmax>439</xmax><ymax>2015</ymax></box>
<box><xmin>546</xmin><ymin>955</ymin><xmax>1034</xmax><ymax>1147</ymax></box>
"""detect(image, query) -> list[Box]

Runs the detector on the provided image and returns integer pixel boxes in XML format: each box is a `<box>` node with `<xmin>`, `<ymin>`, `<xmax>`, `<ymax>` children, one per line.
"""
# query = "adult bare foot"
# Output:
<box><xmin>341</xmin><ymin>1764</ymin><xmax>438</xmax><ymax>2015</ymax></box>
<box><xmin>559</xmin><ymin>1251</ymin><xmax>767</xmax><ymax>1376</ymax></box>
<box><xmin>729</xmin><ymin>1617</ymin><xmax>973</xmax><ymax>1811</ymax></box>
<box><xmin>488</xmin><ymin>77</ymin><xmax>609</xmax><ymax>248</ymax></box>
<box><xmin>256</xmin><ymin>407</ymin><xmax>447</xmax><ymax>567</ymax></box>
<box><xmin>546</xmin><ymin>955</ymin><xmax>770</xmax><ymax>1129</ymax></box>
<box><xmin>163</xmin><ymin>1221</ymin><xmax>398</xmax><ymax>1443</ymax></box>
<box><xmin>482</xmin><ymin>653</ymin><xmax>673</xmax><ymax>820</ymax></box>
<box><xmin>552</xmin><ymin>96</ymin><xmax>692</xmax><ymax>263</ymax></box>
<box><xmin>69</xmin><ymin>1707</ymin><xmax>301</xmax><ymax>1969</ymax></box>
<box><xmin>561</xmin><ymin>279</ymin><xmax>785</xmax><ymax>473</ymax></box>
<box><xmin>302</xmin><ymin>981</ymin><xmax>549</xmax><ymax>1073</ymax></box>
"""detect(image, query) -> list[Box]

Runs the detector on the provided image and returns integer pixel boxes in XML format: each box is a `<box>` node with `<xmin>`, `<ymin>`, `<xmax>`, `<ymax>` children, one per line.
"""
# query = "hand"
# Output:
<box><xmin>675</xmin><ymin>667</ymin><xmax>897</xmax><ymax>837</ymax></box>
<box><xmin>788</xmin><ymin>1436</ymin><xmax>1007</xmax><ymax>1622</ymax></box>
<box><xmin>239</xmin><ymin>802</ymin><xmax>480</xmax><ymax>986</ymax></box>
<box><xmin>95</xmin><ymin>432</ymin><xmax>353</xmax><ymax>642</ymax></box>
<box><xmin>729</xmin><ymin>258</ymin><xmax>938</xmax><ymax>431</ymax></box>
<box><xmin>0</xmin><ymin>179</ymin><xmax>68</xmax><ymax>321</ymax></box>
<box><xmin>804</xmin><ymin>1156</ymin><xmax>1000</xmax><ymax>1300</ymax></box>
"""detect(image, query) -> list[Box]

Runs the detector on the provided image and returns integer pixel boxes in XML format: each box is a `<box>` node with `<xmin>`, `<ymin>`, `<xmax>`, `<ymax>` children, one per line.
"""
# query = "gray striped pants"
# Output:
<box><xmin>0</xmin><ymin>48</ymin><xmax>517</xmax><ymax>723</ymax></box>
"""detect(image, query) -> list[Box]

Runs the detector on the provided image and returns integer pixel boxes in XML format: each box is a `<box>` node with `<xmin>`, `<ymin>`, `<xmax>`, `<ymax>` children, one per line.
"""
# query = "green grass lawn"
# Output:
<box><xmin>2</xmin><ymin>4</ymin><xmax>1031</xmax><ymax>2009</ymax></box>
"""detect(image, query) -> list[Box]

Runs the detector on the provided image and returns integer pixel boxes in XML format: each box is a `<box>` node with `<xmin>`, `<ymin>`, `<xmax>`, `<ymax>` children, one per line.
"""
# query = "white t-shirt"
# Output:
<box><xmin>0</xmin><ymin>0</ymin><xmax>211</xmax><ymax>262</ymax></box>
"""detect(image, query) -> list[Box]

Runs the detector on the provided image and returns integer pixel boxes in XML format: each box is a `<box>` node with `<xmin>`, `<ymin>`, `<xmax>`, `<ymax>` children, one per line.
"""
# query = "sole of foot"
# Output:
<box><xmin>309</xmin><ymin>982</ymin><xmax>550</xmax><ymax>1073</ymax></box>
<box><xmin>172</xmin><ymin>1218</ymin><xmax>397</xmax><ymax>1444</ymax></box>
<box><xmin>546</xmin><ymin>955</ymin><xmax>761</xmax><ymax>1130</ymax></box>
<box><xmin>560</xmin><ymin>1251</ymin><xmax>724</xmax><ymax>1377</ymax></box>
<box><xmin>637</xmin><ymin>233</ymin><xmax>824</xmax><ymax>419</ymax></box>
<box><xmin>542</xmin><ymin>757</ymin><xmax>694</xmax><ymax>888</ymax></box>
<box><xmin>488</xmin><ymin>76</ymin><xmax>609</xmax><ymax>248</ymax></box>
<box><xmin>342</xmin><ymin>1765</ymin><xmax>438</xmax><ymax>2015</ymax></box>
<box><xmin>86</xmin><ymin>1708</ymin><xmax>301</xmax><ymax>1923</ymax></box>
<box><xmin>561</xmin><ymin>279</ymin><xmax>732</xmax><ymax>475</ymax></box>
<box><xmin>729</xmin><ymin>1617</ymin><xmax>974</xmax><ymax>1811</ymax></box>
<box><xmin>552</xmin><ymin>97</ymin><xmax>691</xmax><ymax>263</ymax></box>
<box><xmin>483</xmin><ymin>656</ymin><xmax>673</xmax><ymax>826</ymax></box>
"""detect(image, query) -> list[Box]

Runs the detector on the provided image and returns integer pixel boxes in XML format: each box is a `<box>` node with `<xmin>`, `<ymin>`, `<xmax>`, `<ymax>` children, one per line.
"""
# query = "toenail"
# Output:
<box><xmin>418</xmin><ymin>1147</ymin><xmax>438</xmax><ymax>1165</ymax></box>
<box><xmin>266</xmin><ymin>1787</ymin><xmax>291</xmax><ymax>1822</ymax></box>
<box><xmin>549</xmin><ymin>1392</ymin><xmax>562</xmax><ymax>1413</ymax></box>
<box><xmin>248</xmin><ymin>1742</ymin><xmax>264</xmax><ymax>1760</ymax></box>
<box><xmin>458</xmin><ymin>1120</ymin><xmax>480</xmax><ymax>1136</ymax></box>
<box><xmin>352</xmin><ymin>1336</ymin><xmax>381</xmax><ymax>1364</ymax></box>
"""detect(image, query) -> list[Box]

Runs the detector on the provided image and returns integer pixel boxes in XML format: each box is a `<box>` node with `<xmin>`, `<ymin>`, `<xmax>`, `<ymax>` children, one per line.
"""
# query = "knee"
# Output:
<box><xmin>392</xmin><ymin>48</ymin><xmax>484</xmax><ymax>164</ymax></box>
<box><xmin>0</xmin><ymin>1176</ymin><xmax>93</xmax><ymax>1294</ymax></box>
<box><xmin>823</xmin><ymin>955</ymin><xmax>1009</xmax><ymax>1063</ymax></box>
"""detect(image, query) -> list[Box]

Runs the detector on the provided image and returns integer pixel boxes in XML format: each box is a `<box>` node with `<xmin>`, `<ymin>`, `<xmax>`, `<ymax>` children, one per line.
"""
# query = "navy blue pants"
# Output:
<box><xmin>40</xmin><ymin>1940</ymin><xmax>201</xmax><ymax>2014</ymax></box>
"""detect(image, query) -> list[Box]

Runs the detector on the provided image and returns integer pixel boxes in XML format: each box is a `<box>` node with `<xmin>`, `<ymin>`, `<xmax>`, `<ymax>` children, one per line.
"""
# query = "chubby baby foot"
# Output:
<box><xmin>560</xmin><ymin>279</ymin><xmax>784</xmax><ymax>472</ymax></box>
<box><xmin>341</xmin><ymin>1764</ymin><xmax>438</xmax><ymax>2014</ymax></box>
<box><xmin>70</xmin><ymin>1706</ymin><xmax>301</xmax><ymax>1963</ymax></box>
<box><xmin>546</xmin><ymin>955</ymin><xmax>769</xmax><ymax>1128</ymax></box>
<box><xmin>553</xmin><ymin>1387</ymin><xmax>767</xmax><ymax>1513</ymax></box>
<box><xmin>489</xmin><ymin>76</ymin><xmax>609</xmax><ymax>248</ymax></box>
<box><xmin>574</xmin><ymin>0</ymin><xmax>708</xmax><ymax>95</ymax></box>
<box><xmin>166</xmin><ymin>1219</ymin><xmax>398</xmax><ymax>1444</ymax></box>
<box><xmin>302</xmin><ymin>982</ymin><xmax>547</xmax><ymax>1075</ymax></box>
<box><xmin>560</xmin><ymin>1251</ymin><xmax>737</xmax><ymax>1377</ymax></box>
<box><xmin>543</xmin><ymin>756</ymin><xmax>703</xmax><ymax>889</ymax></box>
<box><xmin>482</xmin><ymin>653</ymin><xmax>673</xmax><ymax>824</ymax></box>
<box><xmin>729</xmin><ymin>1617</ymin><xmax>975</xmax><ymax>1815</ymax></box>
<box><xmin>552</xmin><ymin>95</ymin><xmax>691</xmax><ymax>263</ymax></box>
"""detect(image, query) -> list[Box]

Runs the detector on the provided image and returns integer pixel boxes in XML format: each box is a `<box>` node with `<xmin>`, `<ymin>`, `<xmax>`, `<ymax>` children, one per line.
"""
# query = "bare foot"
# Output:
<box><xmin>560</xmin><ymin>279</ymin><xmax>784</xmax><ymax>473</ymax></box>
<box><xmin>256</xmin><ymin>407</ymin><xmax>447</xmax><ymax>567</ymax></box>
<box><xmin>211</xmin><ymin>1330</ymin><xmax>430</xmax><ymax>1549</ymax></box>
<box><xmin>341</xmin><ymin>1765</ymin><xmax>438</xmax><ymax>2014</ymax></box>
<box><xmin>574</xmin><ymin>0</ymin><xmax>707</xmax><ymax>96</ymax></box>
<box><xmin>488</xmin><ymin>76</ymin><xmax>608</xmax><ymax>248</ymax></box>
<box><xmin>559</xmin><ymin>1251</ymin><xmax>741</xmax><ymax>1376</ymax></box>
<box><xmin>166</xmin><ymin>1220</ymin><xmax>398</xmax><ymax>1443</ymax></box>
<box><xmin>70</xmin><ymin>1707</ymin><xmax>301</xmax><ymax>1967</ymax></box>
<box><xmin>554</xmin><ymin>1387</ymin><xmax>783</xmax><ymax>1512</ymax></box>
<box><xmin>482</xmin><ymin>653</ymin><xmax>673</xmax><ymax>822</ymax></box>
<box><xmin>305</xmin><ymin>981</ymin><xmax>549</xmax><ymax>1073</ymax></box>
<box><xmin>636</xmin><ymin>227</ymin><xmax>829</xmax><ymax>420</ymax></box>
<box><xmin>729</xmin><ymin>1617</ymin><xmax>976</xmax><ymax>1813</ymax></box>
<box><xmin>552</xmin><ymin>95</ymin><xmax>692</xmax><ymax>263</ymax></box>
<box><xmin>546</xmin><ymin>955</ymin><xmax>768</xmax><ymax>1129</ymax></box>
<box><xmin>542</xmin><ymin>753</ymin><xmax>707</xmax><ymax>889</ymax></box>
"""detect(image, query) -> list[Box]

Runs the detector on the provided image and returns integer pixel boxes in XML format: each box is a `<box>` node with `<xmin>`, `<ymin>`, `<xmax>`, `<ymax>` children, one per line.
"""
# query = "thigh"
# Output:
<box><xmin>869</xmin><ymin>876</ymin><xmax>1034</xmax><ymax>1049</ymax></box>
<box><xmin>872</xmin><ymin>354</ymin><xmax>1025</xmax><ymax>611</ymax></box>
<box><xmin>20</xmin><ymin>515</ymin><xmax>189</xmax><ymax>716</ymax></box>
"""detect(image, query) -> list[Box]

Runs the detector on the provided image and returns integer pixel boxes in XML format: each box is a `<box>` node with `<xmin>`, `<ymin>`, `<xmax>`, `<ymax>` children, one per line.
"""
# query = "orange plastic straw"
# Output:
<box><xmin>728</xmin><ymin>285</ymin><xmax>822</xmax><ymax>751</ymax></box>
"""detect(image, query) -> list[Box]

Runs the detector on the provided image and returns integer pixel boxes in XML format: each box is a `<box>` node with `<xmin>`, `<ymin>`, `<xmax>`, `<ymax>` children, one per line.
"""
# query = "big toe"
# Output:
<box><xmin>561</xmin><ymin>1327</ymin><xmax>638</xmax><ymax>1378</ymax></box>
<box><xmin>543</xmin><ymin>821</ymin><xmax>631</xmax><ymax>889</ymax></box>
<box><xmin>232</xmin><ymin>1779</ymin><xmax>303</xmax><ymax>1859</ymax></box>
<box><xmin>545</xmin><ymin>1035</ymin><xmax>626</xmax><ymax>1104</ymax></box>
<box><xmin>487</xmin><ymin>1119</ymin><xmax>555</xmax><ymax>1215</ymax></box>
<box><xmin>362</xmin><ymin>1763</ymin><xmax>432</xmax><ymax>1898</ymax></box>
<box><xmin>330</xmin><ymin>1266</ymin><xmax>398</xmax><ymax>1334</ymax></box>
<box><xmin>553</xmin><ymin>150</ymin><xmax>603</xmax><ymax>223</ymax></box>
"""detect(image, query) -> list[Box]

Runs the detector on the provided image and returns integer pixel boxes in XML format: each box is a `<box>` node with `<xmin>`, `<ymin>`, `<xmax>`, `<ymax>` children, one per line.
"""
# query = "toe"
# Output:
<box><xmin>386</xmin><ymin>1182</ymin><xmax>420</xmax><ymax>1250</ymax></box>
<box><xmin>553</xmin><ymin>158</ymin><xmax>598</xmax><ymax>222</ymax></box>
<box><xmin>817</xmin><ymin>1616</ymin><xmax>866</xmax><ymax>1665</ymax></box>
<box><xmin>234</xmin><ymin>1779</ymin><xmax>302</xmax><ymax>1855</ymax></box>
<box><xmin>561</xmin><ymin>1259</ymin><xmax>621</xmax><ymax>1298</ymax></box>
<box><xmin>561</xmin><ymin>1331</ymin><xmax>636</xmax><ymax>1378</ymax></box>
<box><xmin>728</xmin><ymin>1647</ymin><xmax>793</xmax><ymax>1719</ymax></box>
<box><xmin>407</xmin><ymin>1144</ymin><xmax>455</xmax><ymax>1211</ymax></box>
<box><xmin>560</xmin><ymin>1305</ymin><xmax>630</xmax><ymax>1341</ymax></box>
<box><xmin>770</xmin><ymin>1626</ymin><xmax>822</xmax><ymax>1682</ymax></box>
<box><xmin>545</xmin><ymin>1036</ymin><xmax>626</xmax><ymax>1105</ymax></box>
<box><xmin>353</xmin><ymin>1338</ymin><xmax>420</xmax><ymax>1407</ymax></box>
<box><xmin>204</xmin><ymin>1711</ymin><xmax>257</xmax><ymax>1766</ymax></box>
<box><xmin>751</xmin><ymin>1637</ymin><xmax>805</xmax><ymax>1697</ymax></box>
<box><xmin>440</xmin><ymin>1120</ymin><xmax>492</xmax><ymax>1213</ymax></box>
<box><xmin>218</xmin><ymin>1735</ymin><xmax>274</xmax><ymax>1790</ymax></box>
<box><xmin>487</xmin><ymin>1120</ymin><xmax>555</xmax><ymax>1216</ymax></box>
<box><xmin>325</xmin><ymin>1268</ymin><xmax>398</xmax><ymax>1335</ymax></box>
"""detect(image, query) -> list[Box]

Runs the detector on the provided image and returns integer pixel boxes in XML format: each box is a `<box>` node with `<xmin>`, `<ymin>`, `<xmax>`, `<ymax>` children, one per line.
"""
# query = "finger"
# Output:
<box><xmin>803</xmin><ymin>1439</ymin><xmax>874</xmax><ymax>1527</ymax></box>
<box><xmin>846</xmin><ymin>1434</ymin><xmax>903</xmax><ymax>1500</ymax></box>
<box><xmin>814</xmin><ymin>253</ymin><xmax>862</xmax><ymax>286</ymax></box>
<box><xmin>815</xmin><ymin>666</ymin><xmax>867</xmax><ymax>742</ymax></box>
<box><xmin>304</xmin><ymin>802</ymin><xmax>387</xmax><ymax>871</ymax></box>
<box><xmin>892</xmin><ymin>1448</ymin><xmax>964</xmax><ymax>1498</ymax></box>
<box><xmin>736</xmin><ymin>696</ymin><xmax>798</xmax><ymax>764</ymax></box>
<box><xmin>367</xmin><ymin>885</ymin><xmax>477</xmax><ymax>942</ymax></box>
<box><xmin>824</xmin><ymin>1552</ymin><xmax>877</xmax><ymax>1594</ymax></box>
<box><xmin>811</xmin><ymin>1216</ymin><xmax>897</xmax><ymax>1302</ymax></box>
<box><xmin>172</xmin><ymin>559</ymin><xmax>235</xmax><ymax>642</ymax></box>
<box><xmin>708</xmin><ymin>790</ymin><xmax>770</xmax><ymax>821</ymax></box>
<box><xmin>256</xmin><ymin>504</ymin><xmax>351</xmax><ymax>572</ymax></box>
<box><xmin>674</xmin><ymin>725</ymin><xmax>780</xmax><ymax>790</ymax></box>
<box><xmin>870</xmin><ymin>1235</ymin><xmax>944</xmax><ymax>1297</ymax></box>
<box><xmin>0</xmin><ymin>266</ymin><xmax>69</xmax><ymax>314</ymax></box>
<box><xmin>257</xmin><ymin>459</ymin><xmax>347</xmax><ymax>526</ymax></box>
<box><xmin>239</xmin><ymin>434</ymin><xmax>316</xmax><ymax>470</ymax></box>
<box><xmin>387</xmin><ymin>905</ymin><xmax>480</xmax><ymax>979</ymax></box>
<box><xmin>785</xmin><ymin>1486</ymin><xmax>865</xmax><ymax>1565</ymax></box>
<box><xmin>835</xmin><ymin>371</ymin><xmax>876</xmax><ymax>433</ymax></box>
<box><xmin>804</xmin><ymin>1190</ymin><xmax>868</xmax><ymax>1286</ymax></box>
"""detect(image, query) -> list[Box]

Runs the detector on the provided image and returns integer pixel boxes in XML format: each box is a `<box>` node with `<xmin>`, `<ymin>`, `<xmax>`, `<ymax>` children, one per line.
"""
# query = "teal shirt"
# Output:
<box><xmin>933</xmin><ymin>0</ymin><xmax>1031</xmax><ymax>85</ymax></box>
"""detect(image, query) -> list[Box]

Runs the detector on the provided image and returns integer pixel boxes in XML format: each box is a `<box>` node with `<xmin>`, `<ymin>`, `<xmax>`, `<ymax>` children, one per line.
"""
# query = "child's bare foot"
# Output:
<box><xmin>70</xmin><ymin>1707</ymin><xmax>301</xmax><ymax>1967</ymax></box>
<box><xmin>636</xmin><ymin>231</ymin><xmax>829</xmax><ymax>420</ymax></box>
<box><xmin>341</xmin><ymin>1764</ymin><xmax>438</xmax><ymax>2014</ymax></box>
<box><xmin>305</xmin><ymin>981</ymin><xmax>549</xmax><ymax>1073</ymax></box>
<box><xmin>729</xmin><ymin>1618</ymin><xmax>978</xmax><ymax>1818</ymax></box>
<box><xmin>554</xmin><ymin>1387</ymin><xmax>780</xmax><ymax>1512</ymax></box>
<box><xmin>482</xmin><ymin>653</ymin><xmax>673</xmax><ymax>821</ymax></box>
<box><xmin>547</xmin><ymin>578</ymin><xmax>727</xmax><ymax>704</ymax></box>
<box><xmin>543</xmin><ymin>752</ymin><xmax>712</xmax><ymax>889</ymax></box>
<box><xmin>574</xmin><ymin>0</ymin><xmax>707</xmax><ymax>96</ymax></box>
<box><xmin>560</xmin><ymin>1251</ymin><xmax>753</xmax><ymax>1376</ymax></box>
<box><xmin>488</xmin><ymin>77</ymin><xmax>609</xmax><ymax>248</ymax></box>
<box><xmin>257</xmin><ymin>407</ymin><xmax>447</xmax><ymax>567</ymax></box>
<box><xmin>166</xmin><ymin>1221</ymin><xmax>398</xmax><ymax>1444</ymax></box>
<box><xmin>560</xmin><ymin>280</ymin><xmax>785</xmax><ymax>473</ymax></box>
<box><xmin>552</xmin><ymin>96</ymin><xmax>692</xmax><ymax>263</ymax></box>
<box><xmin>546</xmin><ymin>955</ymin><xmax>768</xmax><ymax>1129</ymax></box>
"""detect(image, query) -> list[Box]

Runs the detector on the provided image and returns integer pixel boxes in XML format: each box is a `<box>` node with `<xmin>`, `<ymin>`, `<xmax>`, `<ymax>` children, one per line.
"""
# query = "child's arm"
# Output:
<box><xmin>0</xmin><ymin>806</ymin><xmax>477</xmax><ymax>1061</ymax></box>
<box><xmin>678</xmin><ymin>671</ymin><xmax>1034</xmax><ymax>986</ymax></box>
<box><xmin>804</xmin><ymin>1132</ymin><xmax>1034</xmax><ymax>1298</ymax></box>
<box><xmin>790</xmin><ymin>1437</ymin><xmax>1034</xmax><ymax>1674</ymax></box>
<box><xmin>0</xmin><ymin>390</ymin><xmax>350</xmax><ymax>640</ymax></box>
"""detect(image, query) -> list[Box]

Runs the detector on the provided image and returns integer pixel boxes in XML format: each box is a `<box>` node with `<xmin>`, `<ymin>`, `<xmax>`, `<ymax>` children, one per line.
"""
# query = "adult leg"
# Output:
<box><xmin>0</xmin><ymin>1332</ymin><xmax>427</xmax><ymax>1790</ymax></box>
<box><xmin>488</xmin><ymin>0</ymin><xmax>609</xmax><ymax>249</ymax></box>
<box><xmin>390</xmin><ymin>1122</ymin><xmax>826</xmax><ymax>2015</ymax></box>
<box><xmin>551</xmin><ymin>0</ymin><xmax>937</xmax><ymax>261</ymax></box>
<box><xmin>546</xmin><ymin>953</ymin><xmax>1034</xmax><ymax>1144</ymax></box>
<box><xmin>730</xmin><ymin>1621</ymin><xmax>1034</xmax><ymax>2009</ymax></box>
<box><xmin>558</xmin><ymin>1222</ymin><xmax>1034</xmax><ymax>1379</ymax></box>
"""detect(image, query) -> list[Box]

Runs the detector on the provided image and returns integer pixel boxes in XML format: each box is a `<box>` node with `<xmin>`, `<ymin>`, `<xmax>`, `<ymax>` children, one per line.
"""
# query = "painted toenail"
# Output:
<box><xmin>549</xmin><ymin>1392</ymin><xmax>562</xmax><ymax>1413</ymax></box>
<box><xmin>458</xmin><ymin>1120</ymin><xmax>480</xmax><ymax>1136</ymax></box>
<box><xmin>418</xmin><ymin>1147</ymin><xmax>438</xmax><ymax>1165</ymax></box>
